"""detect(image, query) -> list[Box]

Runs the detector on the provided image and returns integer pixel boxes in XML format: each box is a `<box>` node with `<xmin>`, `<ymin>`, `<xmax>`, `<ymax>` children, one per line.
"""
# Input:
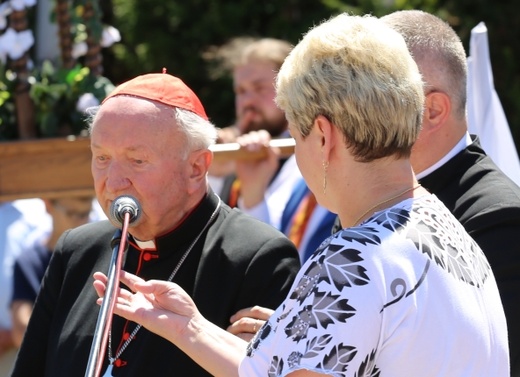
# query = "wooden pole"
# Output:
<box><xmin>56</xmin><ymin>0</ymin><xmax>76</xmax><ymax>69</ymax></box>
<box><xmin>9</xmin><ymin>7</ymin><xmax>37</xmax><ymax>139</ymax></box>
<box><xmin>83</xmin><ymin>0</ymin><xmax>103</xmax><ymax>76</ymax></box>
<box><xmin>0</xmin><ymin>138</ymin><xmax>295</xmax><ymax>201</ymax></box>
<box><xmin>211</xmin><ymin>138</ymin><xmax>295</xmax><ymax>162</ymax></box>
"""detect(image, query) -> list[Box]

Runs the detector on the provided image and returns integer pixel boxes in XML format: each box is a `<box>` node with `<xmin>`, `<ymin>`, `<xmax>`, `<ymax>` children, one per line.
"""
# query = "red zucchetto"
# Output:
<box><xmin>102</xmin><ymin>70</ymin><xmax>208</xmax><ymax>120</ymax></box>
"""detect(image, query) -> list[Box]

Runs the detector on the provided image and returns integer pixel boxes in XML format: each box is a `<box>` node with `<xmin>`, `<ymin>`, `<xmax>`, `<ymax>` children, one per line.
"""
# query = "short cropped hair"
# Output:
<box><xmin>174</xmin><ymin>107</ymin><xmax>218</xmax><ymax>153</ymax></box>
<box><xmin>381</xmin><ymin>10</ymin><xmax>467</xmax><ymax>119</ymax></box>
<box><xmin>275</xmin><ymin>13</ymin><xmax>424</xmax><ymax>162</ymax></box>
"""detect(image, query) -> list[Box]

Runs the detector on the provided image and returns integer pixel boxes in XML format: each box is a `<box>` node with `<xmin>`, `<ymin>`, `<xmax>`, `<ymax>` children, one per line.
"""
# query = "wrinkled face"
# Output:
<box><xmin>90</xmin><ymin>97</ymin><xmax>192</xmax><ymax>240</ymax></box>
<box><xmin>233</xmin><ymin>62</ymin><xmax>287</xmax><ymax>137</ymax></box>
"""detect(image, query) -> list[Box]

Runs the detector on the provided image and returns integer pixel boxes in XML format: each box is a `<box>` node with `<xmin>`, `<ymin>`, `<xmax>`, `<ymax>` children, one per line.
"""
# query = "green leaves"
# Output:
<box><xmin>28</xmin><ymin>60</ymin><xmax>114</xmax><ymax>137</ymax></box>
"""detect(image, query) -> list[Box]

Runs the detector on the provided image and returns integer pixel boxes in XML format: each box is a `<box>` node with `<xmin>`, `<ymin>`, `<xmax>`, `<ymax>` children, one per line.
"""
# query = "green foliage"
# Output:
<box><xmin>29</xmin><ymin>61</ymin><xmax>114</xmax><ymax>137</ymax></box>
<box><xmin>0</xmin><ymin>61</ymin><xmax>114</xmax><ymax>140</ymax></box>
<box><xmin>106</xmin><ymin>0</ymin><xmax>519</xmax><ymax>150</ymax></box>
<box><xmin>74</xmin><ymin>0</ymin><xmax>104</xmax><ymax>41</ymax></box>
<box><xmin>110</xmin><ymin>0</ymin><xmax>341</xmax><ymax>128</ymax></box>
<box><xmin>0</xmin><ymin>0</ymin><xmax>115</xmax><ymax>140</ymax></box>
<box><xmin>0</xmin><ymin>65</ymin><xmax>17</xmax><ymax>141</ymax></box>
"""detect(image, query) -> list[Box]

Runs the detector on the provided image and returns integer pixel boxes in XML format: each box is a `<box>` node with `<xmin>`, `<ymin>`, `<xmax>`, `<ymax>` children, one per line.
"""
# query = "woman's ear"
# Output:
<box><xmin>423</xmin><ymin>91</ymin><xmax>451</xmax><ymax>133</ymax></box>
<box><xmin>314</xmin><ymin>114</ymin><xmax>334</xmax><ymax>162</ymax></box>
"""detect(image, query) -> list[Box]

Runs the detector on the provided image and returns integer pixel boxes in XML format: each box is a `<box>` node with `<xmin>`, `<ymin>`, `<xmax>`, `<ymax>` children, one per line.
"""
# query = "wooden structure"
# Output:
<box><xmin>0</xmin><ymin>137</ymin><xmax>295</xmax><ymax>201</ymax></box>
<box><xmin>0</xmin><ymin>137</ymin><xmax>93</xmax><ymax>201</ymax></box>
<box><xmin>0</xmin><ymin>2</ymin><xmax>297</xmax><ymax>202</ymax></box>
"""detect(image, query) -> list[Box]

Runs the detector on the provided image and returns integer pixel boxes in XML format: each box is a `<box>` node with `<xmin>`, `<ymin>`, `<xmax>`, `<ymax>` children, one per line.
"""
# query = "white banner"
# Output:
<box><xmin>467</xmin><ymin>22</ymin><xmax>520</xmax><ymax>186</ymax></box>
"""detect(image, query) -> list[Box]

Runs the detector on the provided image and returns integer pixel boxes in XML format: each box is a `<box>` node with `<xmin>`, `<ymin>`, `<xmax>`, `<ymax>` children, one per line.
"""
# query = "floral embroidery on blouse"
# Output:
<box><xmin>244</xmin><ymin>196</ymin><xmax>492</xmax><ymax>377</ymax></box>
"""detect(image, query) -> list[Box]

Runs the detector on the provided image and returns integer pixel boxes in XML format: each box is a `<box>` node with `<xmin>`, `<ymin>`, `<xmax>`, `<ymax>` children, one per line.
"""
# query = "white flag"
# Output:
<box><xmin>467</xmin><ymin>22</ymin><xmax>520</xmax><ymax>186</ymax></box>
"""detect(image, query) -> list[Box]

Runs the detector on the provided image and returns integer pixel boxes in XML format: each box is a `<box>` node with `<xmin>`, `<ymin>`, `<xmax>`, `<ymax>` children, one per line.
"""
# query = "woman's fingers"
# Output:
<box><xmin>229</xmin><ymin>305</ymin><xmax>274</xmax><ymax>323</ymax></box>
<box><xmin>227</xmin><ymin>306</ymin><xmax>273</xmax><ymax>339</ymax></box>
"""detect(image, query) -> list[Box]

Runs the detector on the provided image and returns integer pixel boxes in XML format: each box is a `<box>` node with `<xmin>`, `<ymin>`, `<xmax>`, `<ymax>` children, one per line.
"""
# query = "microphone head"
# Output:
<box><xmin>109</xmin><ymin>195</ymin><xmax>142</xmax><ymax>228</ymax></box>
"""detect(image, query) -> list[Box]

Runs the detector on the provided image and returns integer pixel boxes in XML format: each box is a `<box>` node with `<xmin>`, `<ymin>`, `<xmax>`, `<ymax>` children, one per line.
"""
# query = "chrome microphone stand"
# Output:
<box><xmin>84</xmin><ymin>214</ymin><xmax>131</xmax><ymax>377</ymax></box>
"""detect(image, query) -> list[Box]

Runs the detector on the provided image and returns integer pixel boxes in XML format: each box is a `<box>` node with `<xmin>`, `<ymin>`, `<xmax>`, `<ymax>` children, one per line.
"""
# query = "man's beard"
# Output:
<box><xmin>243</xmin><ymin>117</ymin><xmax>288</xmax><ymax>137</ymax></box>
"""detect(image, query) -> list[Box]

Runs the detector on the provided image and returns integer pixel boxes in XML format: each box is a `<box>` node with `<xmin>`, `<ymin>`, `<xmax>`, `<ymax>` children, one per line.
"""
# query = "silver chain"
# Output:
<box><xmin>107</xmin><ymin>197</ymin><xmax>221</xmax><ymax>365</ymax></box>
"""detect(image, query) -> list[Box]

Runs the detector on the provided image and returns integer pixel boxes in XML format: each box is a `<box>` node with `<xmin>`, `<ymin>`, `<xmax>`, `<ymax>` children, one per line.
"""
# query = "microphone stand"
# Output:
<box><xmin>85</xmin><ymin>213</ymin><xmax>131</xmax><ymax>377</ymax></box>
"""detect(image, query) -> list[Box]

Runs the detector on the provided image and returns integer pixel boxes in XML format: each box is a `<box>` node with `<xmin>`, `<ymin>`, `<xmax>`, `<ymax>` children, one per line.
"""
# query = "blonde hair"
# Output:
<box><xmin>276</xmin><ymin>13</ymin><xmax>424</xmax><ymax>162</ymax></box>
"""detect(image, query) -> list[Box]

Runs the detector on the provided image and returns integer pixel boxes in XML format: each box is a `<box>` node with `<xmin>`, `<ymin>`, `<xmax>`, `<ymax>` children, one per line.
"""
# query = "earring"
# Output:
<box><xmin>322</xmin><ymin>160</ymin><xmax>329</xmax><ymax>194</ymax></box>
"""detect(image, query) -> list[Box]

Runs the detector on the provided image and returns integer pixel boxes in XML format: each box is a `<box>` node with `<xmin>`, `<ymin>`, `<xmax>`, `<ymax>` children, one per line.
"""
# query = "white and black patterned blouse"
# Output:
<box><xmin>240</xmin><ymin>195</ymin><xmax>509</xmax><ymax>377</ymax></box>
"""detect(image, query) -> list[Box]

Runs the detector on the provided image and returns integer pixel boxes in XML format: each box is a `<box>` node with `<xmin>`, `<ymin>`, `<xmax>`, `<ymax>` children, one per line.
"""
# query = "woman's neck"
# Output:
<box><xmin>336</xmin><ymin>157</ymin><xmax>419</xmax><ymax>228</ymax></box>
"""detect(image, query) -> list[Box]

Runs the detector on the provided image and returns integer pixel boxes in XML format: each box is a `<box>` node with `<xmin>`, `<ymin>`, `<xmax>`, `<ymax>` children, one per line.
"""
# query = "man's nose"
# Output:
<box><xmin>237</xmin><ymin>90</ymin><xmax>257</xmax><ymax>109</ymax></box>
<box><xmin>105</xmin><ymin>161</ymin><xmax>132</xmax><ymax>193</ymax></box>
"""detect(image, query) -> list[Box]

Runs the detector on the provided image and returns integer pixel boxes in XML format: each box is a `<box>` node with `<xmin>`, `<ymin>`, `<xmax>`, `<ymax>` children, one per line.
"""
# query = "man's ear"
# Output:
<box><xmin>423</xmin><ymin>91</ymin><xmax>451</xmax><ymax>133</ymax></box>
<box><xmin>189</xmin><ymin>149</ymin><xmax>213</xmax><ymax>183</ymax></box>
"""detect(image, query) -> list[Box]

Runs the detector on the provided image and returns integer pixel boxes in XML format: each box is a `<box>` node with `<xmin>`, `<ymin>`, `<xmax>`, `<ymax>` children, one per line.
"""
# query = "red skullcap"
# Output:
<box><xmin>102</xmin><ymin>71</ymin><xmax>208</xmax><ymax>120</ymax></box>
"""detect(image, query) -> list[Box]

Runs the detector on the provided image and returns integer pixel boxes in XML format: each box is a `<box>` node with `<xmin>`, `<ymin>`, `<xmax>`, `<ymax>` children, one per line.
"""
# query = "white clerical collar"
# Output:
<box><xmin>416</xmin><ymin>132</ymin><xmax>472</xmax><ymax>179</ymax></box>
<box><xmin>135</xmin><ymin>239</ymin><xmax>156</xmax><ymax>250</ymax></box>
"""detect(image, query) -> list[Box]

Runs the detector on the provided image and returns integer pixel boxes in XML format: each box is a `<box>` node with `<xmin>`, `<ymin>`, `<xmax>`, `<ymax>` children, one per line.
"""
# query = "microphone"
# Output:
<box><xmin>109</xmin><ymin>195</ymin><xmax>142</xmax><ymax>227</ymax></box>
<box><xmin>86</xmin><ymin>201</ymin><xmax>136</xmax><ymax>377</ymax></box>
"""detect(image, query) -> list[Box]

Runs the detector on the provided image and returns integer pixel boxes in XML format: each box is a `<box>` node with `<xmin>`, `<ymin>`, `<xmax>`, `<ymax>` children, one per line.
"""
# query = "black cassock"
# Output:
<box><xmin>12</xmin><ymin>190</ymin><xmax>300</xmax><ymax>377</ymax></box>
